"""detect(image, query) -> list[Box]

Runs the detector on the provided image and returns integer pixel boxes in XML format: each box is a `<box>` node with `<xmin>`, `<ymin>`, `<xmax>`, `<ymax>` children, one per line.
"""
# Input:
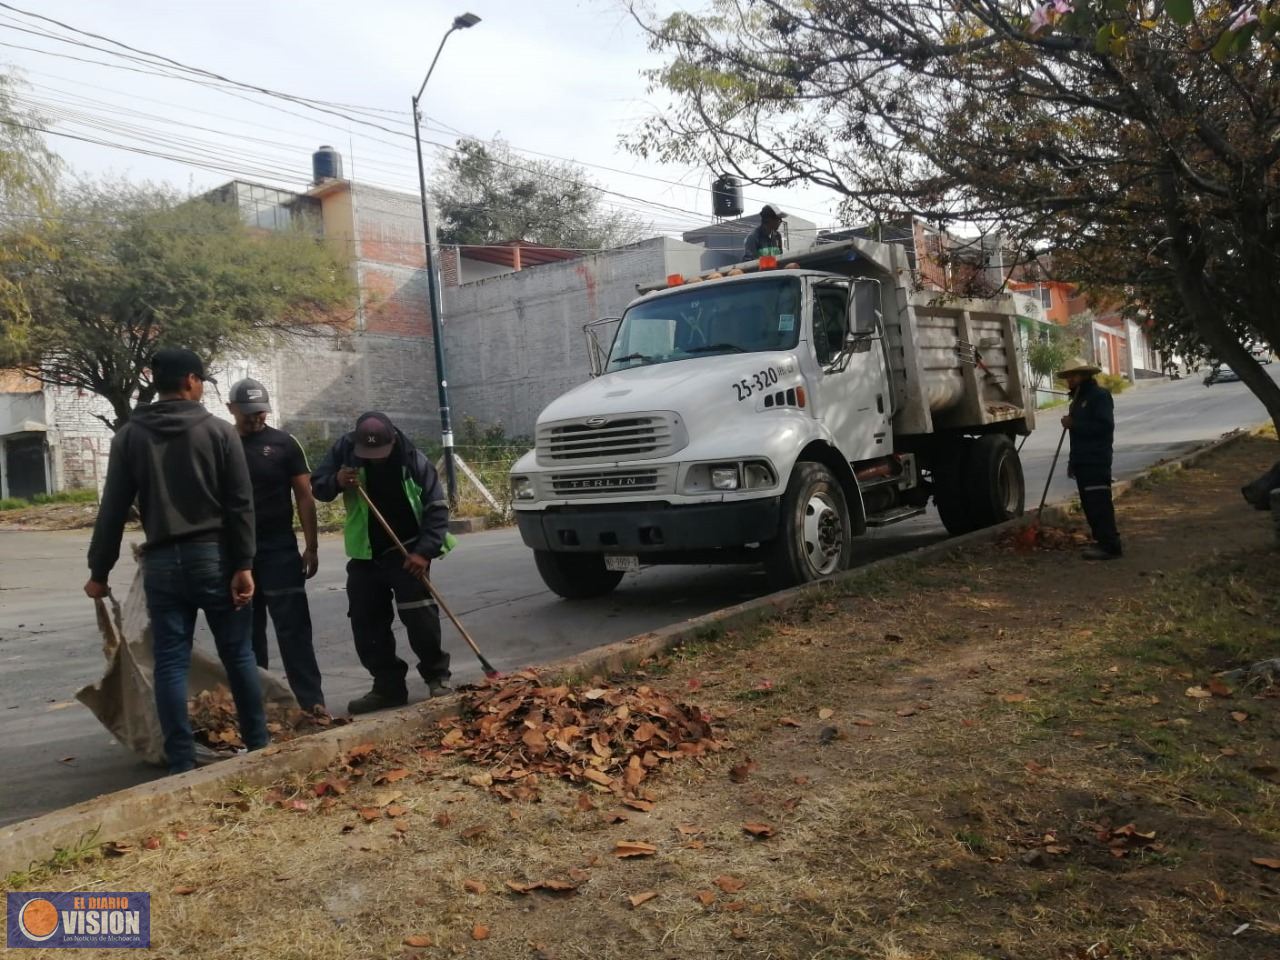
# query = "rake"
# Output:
<box><xmin>354</xmin><ymin>483</ymin><xmax>500</xmax><ymax>679</ymax></box>
<box><xmin>1016</xmin><ymin>426</ymin><xmax>1067</xmax><ymax>550</ymax></box>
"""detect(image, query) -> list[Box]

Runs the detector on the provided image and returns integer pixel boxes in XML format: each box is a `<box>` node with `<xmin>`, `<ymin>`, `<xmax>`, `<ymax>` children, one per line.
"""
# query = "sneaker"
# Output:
<box><xmin>1082</xmin><ymin>545</ymin><xmax>1122</xmax><ymax>561</ymax></box>
<box><xmin>347</xmin><ymin>690</ymin><xmax>408</xmax><ymax>715</ymax></box>
<box><xmin>427</xmin><ymin>680</ymin><xmax>452</xmax><ymax>699</ymax></box>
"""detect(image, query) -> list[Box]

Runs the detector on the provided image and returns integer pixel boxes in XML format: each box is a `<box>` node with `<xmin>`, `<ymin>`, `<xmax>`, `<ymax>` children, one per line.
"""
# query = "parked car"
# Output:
<box><xmin>1204</xmin><ymin>364</ymin><xmax>1242</xmax><ymax>385</ymax></box>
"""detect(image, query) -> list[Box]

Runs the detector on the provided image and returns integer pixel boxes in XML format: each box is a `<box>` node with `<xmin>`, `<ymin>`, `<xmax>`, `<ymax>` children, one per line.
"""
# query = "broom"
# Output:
<box><xmin>354</xmin><ymin>484</ymin><xmax>500</xmax><ymax>679</ymax></box>
<box><xmin>1016</xmin><ymin>426</ymin><xmax>1067</xmax><ymax>550</ymax></box>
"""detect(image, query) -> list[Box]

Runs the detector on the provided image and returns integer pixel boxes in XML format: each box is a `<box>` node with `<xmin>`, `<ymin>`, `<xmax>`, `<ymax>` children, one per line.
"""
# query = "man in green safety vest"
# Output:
<box><xmin>312</xmin><ymin>412</ymin><xmax>456</xmax><ymax>714</ymax></box>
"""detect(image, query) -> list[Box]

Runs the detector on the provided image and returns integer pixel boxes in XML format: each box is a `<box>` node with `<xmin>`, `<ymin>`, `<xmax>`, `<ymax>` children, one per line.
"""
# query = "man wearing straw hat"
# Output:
<box><xmin>1058</xmin><ymin>358</ymin><xmax>1123</xmax><ymax>560</ymax></box>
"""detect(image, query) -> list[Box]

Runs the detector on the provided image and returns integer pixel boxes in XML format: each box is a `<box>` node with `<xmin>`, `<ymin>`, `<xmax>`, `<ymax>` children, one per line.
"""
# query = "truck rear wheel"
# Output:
<box><xmin>934</xmin><ymin>435</ymin><xmax>1024</xmax><ymax>535</ymax></box>
<box><xmin>764</xmin><ymin>461</ymin><xmax>853</xmax><ymax>589</ymax></box>
<box><xmin>533</xmin><ymin>550</ymin><xmax>625</xmax><ymax>599</ymax></box>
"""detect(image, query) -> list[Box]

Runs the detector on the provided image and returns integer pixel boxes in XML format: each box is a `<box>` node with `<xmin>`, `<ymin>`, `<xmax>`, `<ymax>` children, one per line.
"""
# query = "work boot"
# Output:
<box><xmin>347</xmin><ymin>689</ymin><xmax>408</xmax><ymax>715</ymax></box>
<box><xmin>427</xmin><ymin>680</ymin><xmax>452</xmax><ymax>699</ymax></box>
<box><xmin>1082</xmin><ymin>545</ymin><xmax>1121</xmax><ymax>561</ymax></box>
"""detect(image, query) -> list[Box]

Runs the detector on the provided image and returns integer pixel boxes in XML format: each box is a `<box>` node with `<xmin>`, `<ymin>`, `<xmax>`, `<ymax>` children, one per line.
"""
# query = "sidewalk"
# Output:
<box><xmin>5</xmin><ymin>435</ymin><xmax>1278</xmax><ymax>959</ymax></box>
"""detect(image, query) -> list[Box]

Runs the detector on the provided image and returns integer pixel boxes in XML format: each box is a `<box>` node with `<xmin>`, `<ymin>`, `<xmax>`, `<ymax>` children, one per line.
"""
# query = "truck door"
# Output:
<box><xmin>811</xmin><ymin>281</ymin><xmax>890</xmax><ymax>462</ymax></box>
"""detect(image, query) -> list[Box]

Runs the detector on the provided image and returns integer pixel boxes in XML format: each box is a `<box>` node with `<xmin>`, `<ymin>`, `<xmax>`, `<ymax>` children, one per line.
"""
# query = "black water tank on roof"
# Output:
<box><xmin>712</xmin><ymin>174</ymin><xmax>743</xmax><ymax>217</ymax></box>
<box><xmin>312</xmin><ymin>145</ymin><xmax>343</xmax><ymax>183</ymax></box>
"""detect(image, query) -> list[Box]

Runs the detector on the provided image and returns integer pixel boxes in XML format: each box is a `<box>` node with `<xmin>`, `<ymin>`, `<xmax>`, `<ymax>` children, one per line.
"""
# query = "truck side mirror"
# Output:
<box><xmin>584</xmin><ymin>317</ymin><xmax>622</xmax><ymax>377</ymax></box>
<box><xmin>847</xmin><ymin>279</ymin><xmax>881</xmax><ymax>338</ymax></box>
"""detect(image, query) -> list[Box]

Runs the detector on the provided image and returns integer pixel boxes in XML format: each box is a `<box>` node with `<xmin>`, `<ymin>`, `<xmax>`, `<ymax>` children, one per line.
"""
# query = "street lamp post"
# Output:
<box><xmin>412</xmin><ymin>12</ymin><xmax>480</xmax><ymax>508</ymax></box>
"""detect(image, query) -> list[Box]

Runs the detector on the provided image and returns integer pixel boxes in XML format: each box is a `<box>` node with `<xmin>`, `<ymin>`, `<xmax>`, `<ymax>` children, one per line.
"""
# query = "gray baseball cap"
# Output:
<box><xmin>228</xmin><ymin>378</ymin><xmax>271</xmax><ymax>413</ymax></box>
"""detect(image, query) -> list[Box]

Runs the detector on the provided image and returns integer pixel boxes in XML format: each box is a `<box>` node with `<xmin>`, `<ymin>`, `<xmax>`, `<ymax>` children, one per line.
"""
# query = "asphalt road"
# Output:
<box><xmin>1</xmin><ymin>371</ymin><xmax>1275</xmax><ymax>826</ymax></box>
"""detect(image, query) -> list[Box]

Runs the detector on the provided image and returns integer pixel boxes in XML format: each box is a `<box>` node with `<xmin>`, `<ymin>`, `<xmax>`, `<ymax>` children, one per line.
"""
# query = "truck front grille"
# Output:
<box><xmin>548</xmin><ymin>465</ymin><xmax>677</xmax><ymax>498</ymax></box>
<box><xmin>537</xmin><ymin>413</ymin><xmax>682</xmax><ymax>464</ymax></box>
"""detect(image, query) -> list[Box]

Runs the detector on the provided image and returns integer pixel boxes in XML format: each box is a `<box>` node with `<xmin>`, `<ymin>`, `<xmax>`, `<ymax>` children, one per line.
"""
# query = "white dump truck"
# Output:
<box><xmin>509</xmin><ymin>235</ymin><xmax>1035</xmax><ymax>597</ymax></box>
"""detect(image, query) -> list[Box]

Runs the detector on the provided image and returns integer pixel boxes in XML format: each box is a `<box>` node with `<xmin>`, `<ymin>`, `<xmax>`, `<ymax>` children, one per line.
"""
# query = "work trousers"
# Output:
<box><xmin>252</xmin><ymin>544</ymin><xmax>325</xmax><ymax>711</ymax></box>
<box><xmin>142</xmin><ymin>542</ymin><xmax>268</xmax><ymax>774</ymax></box>
<box><xmin>347</xmin><ymin>554</ymin><xmax>450</xmax><ymax>697</ymax></box>
<box><xmin>1073</xmin><ymin>462</ymin><xmax>1122</xmax><ymax>556</ymax></box>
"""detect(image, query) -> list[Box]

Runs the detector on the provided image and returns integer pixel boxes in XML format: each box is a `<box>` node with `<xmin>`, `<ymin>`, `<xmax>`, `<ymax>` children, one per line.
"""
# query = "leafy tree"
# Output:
<box><xmin>0</xmin><ymin>72</ymin><xmax>60</xmax><ymax>323</ymax></box>
<box><xmin>1028</xmin><ymin>329</ymin><xmax>1080</xmax><ymax>390</ymax></box>
<box><xmin>433</xmin><ymin>138</ymin><xmax>647</xmax><ymax>250</ymax></box>
<box><xmin>627</xmin><ymin>0</ymin><xmax>1280</xmax><ymax>432</ymax></box>
<box><xmin>0</xmin><ymin>181</ymin><xmax>354</xmax><ymax>429</ymax></box>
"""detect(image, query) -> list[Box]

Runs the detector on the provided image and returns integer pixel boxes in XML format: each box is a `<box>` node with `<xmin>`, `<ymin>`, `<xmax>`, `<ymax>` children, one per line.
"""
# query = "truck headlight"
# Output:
<box><xmin>742</xmin><ymin>461</ymin><xmax>776</xmax><ymax>489</ymax></box>
<box><xmin>511</xmin><ymin>476</ymin><xmax>535</xmax><ymax>501</ymax></box>
<box><xmin>710</xmin><ymin>466</ymin><xmax>740</xmax><ymax>490</ymax></box>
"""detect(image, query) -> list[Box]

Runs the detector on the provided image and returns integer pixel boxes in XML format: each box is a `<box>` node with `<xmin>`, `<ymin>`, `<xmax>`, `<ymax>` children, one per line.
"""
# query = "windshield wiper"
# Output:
<box><xmin>685</xmin><ymin>343</ymin><xmax>746</xmax><ymax>354</ymax></box>
<box><xmin>611</xmin><ymin>352</ymin><xmax>652</xmax><ymax>364</ymax></box>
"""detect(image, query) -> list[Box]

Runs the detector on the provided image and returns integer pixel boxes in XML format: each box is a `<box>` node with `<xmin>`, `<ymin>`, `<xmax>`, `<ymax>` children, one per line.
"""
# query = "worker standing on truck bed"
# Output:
<box><xmin>227</xmin><ymin>378</ymin><xmax>325</xmax><ymax>714</ymax></box>
<box><xmin>311</xmin><ymin>412</ymin><xmax>454</xmax><ymax>715</ymax></box>
<box><xmin>1058</xmin><ymin>358</ymin><xmax>1123</xmax><ymax>560</ymax></box>
<box><xmin>743</xmin><ymin>204</ymin><xmax>786</xmax><ymax>259</ymax></box>
<box><xmin>84</xmin><ymin>347</ymin><xmax>268</xmax><ymax>774</ymax></box>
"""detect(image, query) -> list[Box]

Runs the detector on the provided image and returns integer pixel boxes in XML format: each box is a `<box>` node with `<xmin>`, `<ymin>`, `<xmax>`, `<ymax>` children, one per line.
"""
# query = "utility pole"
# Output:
<box><xmin>412</xmin><ymin>12</ymin><xmax>480</xmax><ymax>507</ymax></box>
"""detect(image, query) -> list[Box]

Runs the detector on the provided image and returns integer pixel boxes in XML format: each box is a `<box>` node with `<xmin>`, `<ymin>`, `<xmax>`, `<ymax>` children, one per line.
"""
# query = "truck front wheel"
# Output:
<box><xmin>533</xmin><ymin>550</ymin><xmax>625</xmax><ymax>600</ymax></box>
<box><xmin>764</xmin><ymin>461</ymin><xmax>853</xmax><ymax>589</ymax></box>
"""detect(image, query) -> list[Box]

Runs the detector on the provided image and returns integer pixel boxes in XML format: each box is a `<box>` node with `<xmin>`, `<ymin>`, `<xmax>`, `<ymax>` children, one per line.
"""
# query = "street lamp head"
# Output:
<box><xmin>453</xmin><ymin>12</ymin><xmax>481</xmax><ymax>29</ymax></box>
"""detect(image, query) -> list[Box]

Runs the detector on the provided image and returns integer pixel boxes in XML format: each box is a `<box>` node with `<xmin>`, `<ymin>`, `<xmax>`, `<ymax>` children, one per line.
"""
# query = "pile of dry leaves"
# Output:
<box><xmin>189</xmin><ymin>686</ymin><xmax>339</xmax><ymax>752</ymax></box>
<box><xmin>997</xmin><ymin>524</ymin><xmax>1090</xmax><ymax>552</ymax></box>
<box><xmin>436</xmin><ymin>670</ymin><xmax>725</xmax><ymax>805</ymax></box>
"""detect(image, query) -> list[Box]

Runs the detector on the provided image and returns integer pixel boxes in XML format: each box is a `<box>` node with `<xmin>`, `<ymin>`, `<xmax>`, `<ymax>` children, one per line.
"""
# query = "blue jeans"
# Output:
<box><xmin>143</xmin><ymin>542</ymin><xmax>268</xmax><ymax>774</ymax></box>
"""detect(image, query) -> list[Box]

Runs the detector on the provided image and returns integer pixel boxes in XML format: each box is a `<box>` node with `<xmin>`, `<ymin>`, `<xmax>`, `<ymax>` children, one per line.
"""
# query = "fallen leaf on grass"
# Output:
<box><xmin>433</xmin><ymin>811</ymin><xmax>451</xmax><ymax>827</ymax></box>
<box><xmin>375</xmin><ymin>768</ymin><xmax>410</xmax><ymax>785</ymax></box>
<box><xmin>386</xmin><ymin>804</ymin><xmax>408</xmax><ymax>818</ymax></box>
<box><xmin>1231</xmin><ymin>711</ymin><xmax>1249</xmax><ymax>723</ymax></box>
<box><xmin>742</xmin><ymin>821</ymin><xmax>775</xmax><ymax>838</ymax></box>
<box><xmin>695</xmin><ymin>889</ymin><xmax>717</xmax><ymax>907</ymax></box>
<box><xmin>471</xmin><ymin>924</ymin><xmax>490</xmax><ymax>941</ymax></box>
<box><xmin>403</xmin><ymin>934</ymin><xmax>433</xmax><ymax>947</ymax></box>
<box><xmin>614</xmin><ymin>841</ymin><xmax>657</xmax><ymax>858</ymax></box>
<box><xmin>895</xmin><ymin>706</ymin><xmax>918</xmax><ymax>718</ymax></box>
<box><xmin>288</xmin><ymin>799</ymin><xmax>310</xmax><ymax>813</ymax></box>
<box><xmin>677</xmin><ymin>824</ymin><xmax>702</xmax><ymax>836</ymax></box>
<box><xmin>714</xmin><ymin>875</ymin><xmax>747</xmax><ymax>893</ymax></box>
<box><xmin>998</xmin><ymin>693</ymin><xmax>1028</xmax><ymax>704</ymax></box>
<box><xmin>1207</xmin><ymin>678</ymin><xmax>1233</xmax><ymax>698</ymax></box>
<box><xmin>1185</xmin><ymin>686</ymin><xmax>1213</xmax><ymax>699</ymax></box>
<box><xmin>1251</xmin><ymin>858</ymin><xmax>1280</xmax><ymax>870</ymax></box>
<box><xmin>463</xmin><ymin>879</ymin><xmax>487</xmax><ymax>894</ymax></box>
<box><xmin>461</xmin><ymin>825</ymin><xmax>487</xmax><ymax>840</ymax></box>
<box><xmin>852</xmin><ymin>719</ymin><xmax>875</xmax><ymax>728</ymax></box>
<box><xmin>777</xmin><ymin>717</ymin><xmax>801</xmax><ymax>728</ymax></box>
<box><xmin>143</xmin><ymin>836</ymin><xmax>161</xmax><ymax>850</ymax></box>
<box><xmin>345</xmin><ymin>742</ymin><xmax>376</xmax><ymax>762</ymax></box>
<box><xmin>602</xmin><ymin>811</ymin><xmax>629</xmax><ymax>824</ymax></box>
<box><xmin>729</xmin><ymin>761</ymin><xmax>756</xmax><ymax>783</ymax></box>
<box><xmin>358</xmin><ymin>807</ymin><xmax>382</xmax><ymax>823</ymax></box>
<box><xmin>818</xmin><ymin>708</ymin><xmax>834</xmax><ymax>720</ymax></box>
<box><xmin>172</xmin><ymin>885</ymin><xmax>197</xmax><ymax>896</ymax></box>
<box><xmin>468</xmin><ymin>772</ymin><xmax>494</xmax><ymax>789</ymax></box>
<box><xmin>623</xmin><ymin>798</ymin><xmax>655</xmax><ymax>813</ymax></box>
<box><xmin>506</xmin><ymin>880</ymin><xmax>541</xmax><ymax>894</ymax></box>
<box><xmin>540</xmin><ymin>878</ymin><xmax>580</xmax><ymax>893</ymax></box>
<box><xmin>628</xmin><ymin>891</ymin><xmax>658</xmax><ymax>908</ymax></box>
<box><xmin>723</xmin><ymin>900</ymin><xmax>746</xmax><ymax>912</ymax></box>
<box><xmin>174</xmin><ymin>831</ymin><xmax>189</xmax><ymax>841</ymax></box>
<box><xmin>576</xmin><ymin>793</ymin><xmax>596</xmax><ymax>812</ymax></box>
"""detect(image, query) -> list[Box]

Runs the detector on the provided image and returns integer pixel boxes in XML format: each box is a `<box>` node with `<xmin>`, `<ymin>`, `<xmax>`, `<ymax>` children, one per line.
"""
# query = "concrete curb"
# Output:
<box><xmin>0</xmin><ymin>428</ymin><xmax>1256</xmax><ymax>878</ymax></box>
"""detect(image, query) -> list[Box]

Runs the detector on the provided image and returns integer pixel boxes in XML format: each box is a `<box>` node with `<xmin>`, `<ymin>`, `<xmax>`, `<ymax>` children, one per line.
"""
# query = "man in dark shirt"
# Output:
<box><xmin>85</xmin><ymin>347</ymin><xmax>268</xmax><ymax>774</ymax></box>
<box><xmin>743</xmin><ymin>204</ymin><xmax>786</xmax><ymax>259</ymax></box>
<box><xmin>227</xmin><ymin>378</ymin><xmax>325</xmax><ymax>712</ymax></box>
<box><xmin>311</xmin><ymin>412</ymin><xmax>453</xmax><ymax>714</ymax></box>
<box><xmin>1058</xmin><ymin>358</ymin><xmax>1123</xmax><ymax>560</ymax></box>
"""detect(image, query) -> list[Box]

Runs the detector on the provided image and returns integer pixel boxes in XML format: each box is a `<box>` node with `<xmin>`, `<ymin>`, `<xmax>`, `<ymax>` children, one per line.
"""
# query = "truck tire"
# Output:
<box><xmin>764</xmin><ymin>461</ymin><xmax>853</xmax><ymax>589</ymax></box>
<box><xmin>533</xmin><ymin>550</ymin><xmax>625</xmax><ymax>599</ymax></box>
<box><xmin>933</xmin><ymin>436</ymin><xmax>1025</xmax><ymax>534</ymax></box>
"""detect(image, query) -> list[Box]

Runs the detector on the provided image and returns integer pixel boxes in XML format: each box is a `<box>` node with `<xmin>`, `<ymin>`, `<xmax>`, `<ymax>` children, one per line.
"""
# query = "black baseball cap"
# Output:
<box><xmin>228</xmin><ymin>378</ymin><xmax>271</xmax><ymax>413</ymax></box>
<box><xmin>150</xmin><ymin>347</ymin><xmax>216</xmax><ymax>385</ymax></box>
<box><xmin>353</xmin><ymin>412</ymin><xmax>396</xmax><ymax>459</ymax></box>
<box><xmin>761</xmin><ymin>204</ymin><xmax>787</xmax><ymax>220</ymax></box>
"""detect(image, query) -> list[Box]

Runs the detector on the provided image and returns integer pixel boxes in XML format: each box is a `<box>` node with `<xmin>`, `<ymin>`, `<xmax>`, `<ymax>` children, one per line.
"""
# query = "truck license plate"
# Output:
<box><xmin>604</xmin><ymin>555</ymin><xmax>640</xmax><ymax>573</ymax></box>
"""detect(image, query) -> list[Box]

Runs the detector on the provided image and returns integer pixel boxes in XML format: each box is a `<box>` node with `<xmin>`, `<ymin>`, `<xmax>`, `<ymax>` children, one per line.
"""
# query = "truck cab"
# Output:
<box><xmin>511</xmin><ymin>238</ymin><xmax>1032</xmax><ymax>598</ymax></box>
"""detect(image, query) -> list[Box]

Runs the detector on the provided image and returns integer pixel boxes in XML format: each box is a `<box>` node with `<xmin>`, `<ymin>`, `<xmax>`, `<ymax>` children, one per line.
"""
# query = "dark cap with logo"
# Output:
<box><xmin>353</xmin><ymin>412</ymin><xmax>396</xmax><ymax>459</ymax></box>
<box><xmin>151</xmin><ymin>347</ymin><xmax>216</xmax><ymax>385</ymax></box>
<box><xmin>228</xmin><ymin>378</ymin><xmax>271</xmax><ymax>413</ymax></box>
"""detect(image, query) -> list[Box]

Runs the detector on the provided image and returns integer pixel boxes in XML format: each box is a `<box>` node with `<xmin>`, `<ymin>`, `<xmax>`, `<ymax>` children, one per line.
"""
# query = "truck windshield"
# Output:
<box><xmin>606</xmin><ymin>276</ymin><xmax>802</xmax><ymax>372</ymax></box>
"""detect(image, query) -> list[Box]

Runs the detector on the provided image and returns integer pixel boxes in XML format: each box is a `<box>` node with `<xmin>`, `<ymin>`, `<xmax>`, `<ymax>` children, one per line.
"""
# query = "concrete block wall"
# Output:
<box><xmin>45</xmin><ymin>386</ymin><xmax>114</xmax><ymax>493</ymax></box>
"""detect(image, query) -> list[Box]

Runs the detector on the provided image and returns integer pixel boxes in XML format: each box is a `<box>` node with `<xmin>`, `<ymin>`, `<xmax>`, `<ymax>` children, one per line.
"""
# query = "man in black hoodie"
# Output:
<box><xmin>311</xmin><ymin>412</ymin><xmax>453</xmax><ymax>714</ymax></box>
<box><xmin>1058</xmin><ymin>358</ymin><xmax>1123</xmax><ymax>560</ymax></box>
<box><xmin>85</xmin><ymin>347</ymin><xmax>268</xmax><ymax>773</ymax></box>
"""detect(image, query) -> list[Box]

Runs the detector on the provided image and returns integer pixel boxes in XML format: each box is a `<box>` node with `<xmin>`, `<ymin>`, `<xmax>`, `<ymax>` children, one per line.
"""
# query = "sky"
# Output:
<box><xmin>0</xmin><ymin>0</ymin><xmax>843</xmax><ymax>243</ymax></box>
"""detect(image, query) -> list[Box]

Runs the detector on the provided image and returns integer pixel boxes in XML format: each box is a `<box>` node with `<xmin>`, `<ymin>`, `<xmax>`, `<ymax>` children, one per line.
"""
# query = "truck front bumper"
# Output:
<box><xmin>516</xmin><ymin>498</ymin><xmax>781</xmax><ymax>554</ymax></box>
